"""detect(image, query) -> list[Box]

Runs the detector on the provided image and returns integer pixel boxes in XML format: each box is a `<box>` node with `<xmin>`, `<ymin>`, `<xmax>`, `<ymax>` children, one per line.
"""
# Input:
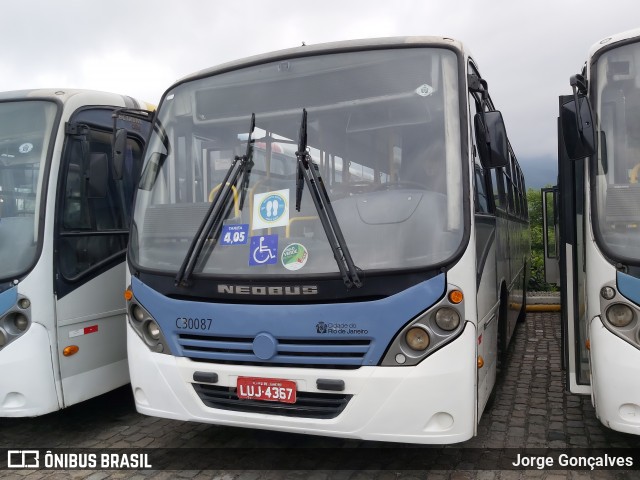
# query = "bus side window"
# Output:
<box><xmin>474</xmin><ymin>164</ymin><xmax>490</xmax><ymax>214</ymax></box>
<box><xmin>468</xmin><ymin>68</ymin><xmax>493</xmax><ymax>215</ymax></box>
<box><xmin>62</xmin><ymin>141</ymin><xmax>91</xmax><ymax>230</ymax></box>
<box><xmin>490</xmin><ymin>168</ymin><xmax>506</xmax><ymax>211</ymax></box>
<box><xmin>59</xmin><ymin>123</ymin><xmax>143</xmax><ymax>280</ymax></box>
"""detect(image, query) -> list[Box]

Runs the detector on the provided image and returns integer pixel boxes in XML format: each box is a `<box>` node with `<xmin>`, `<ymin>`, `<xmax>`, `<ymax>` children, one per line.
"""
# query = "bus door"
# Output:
<box><xmin>542</xmin><ymin>187</ymin><xmax>560</xmax><ymax>285</ymax></box>
<box><xmin>54</xmin><ymin>107</ymin><xmax>147</xmax><ymax>406</ymax></box>
<box><xmin>548</xmin><ymin>95</ymin><xmax>590</xmax><ymax>394</ymax></box>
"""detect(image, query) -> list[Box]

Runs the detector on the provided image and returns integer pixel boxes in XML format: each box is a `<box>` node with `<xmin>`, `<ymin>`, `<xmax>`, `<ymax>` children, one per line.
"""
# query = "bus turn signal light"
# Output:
<box><xmin>477</xmin><ymin>355</ymin><xmax>484</xmax><ymax>368</ymax></box>
<box><xmin>449</xmin><ymin>290</ymin><xmax>463</xmax><ymax>304</ymax></box>
<box><xmin>63</xmin><ymin>345</ymin><xmax>79</xmax><ymax>357</ymax></box>
<box><xmin>124</xmin><ymin>289</ymin><xmax>133</xmax><ymax>301</ymax></box>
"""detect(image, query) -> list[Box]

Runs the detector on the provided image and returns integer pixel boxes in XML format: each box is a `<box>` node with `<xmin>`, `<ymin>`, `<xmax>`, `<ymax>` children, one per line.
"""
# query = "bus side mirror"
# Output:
<box><xmin>139</xmin><ymin>152</ymin><xmax>164</xmax><ymax>191</ymax></box>
<box><xmin>561</xmin><ymin>96</ymin><xmax>596</xmax><ymax>160</ymax></box>
<box><xmin>112</xmin><ymin>128</ymin><xmax>127</xmax><ymax>180</ymax></box>
<box><xmin>87</xmin><ymin>153</ymin><xmax>109</xmax><ymax>198</ymax></box>
<box><xmin>475</xmin><ymin>111</ymin><xmax>509</xmax><ymax>169</ymax></box>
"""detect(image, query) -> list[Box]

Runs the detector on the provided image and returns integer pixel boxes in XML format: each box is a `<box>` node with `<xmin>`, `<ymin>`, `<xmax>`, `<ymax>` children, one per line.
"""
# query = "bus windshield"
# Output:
<box><xmin>0</xmin><ymin>100</ymin><xmax>57</xmax><ymax>281</ymax></box>
<box><xmin>131</xmin><ymin>47</ymin><xmax>465</xmax><ymax>277</ymax></box>
<box><xmin>592</xmin><ymin>40</ymin><xmax>640</xmax><ymax>264</ymax></box>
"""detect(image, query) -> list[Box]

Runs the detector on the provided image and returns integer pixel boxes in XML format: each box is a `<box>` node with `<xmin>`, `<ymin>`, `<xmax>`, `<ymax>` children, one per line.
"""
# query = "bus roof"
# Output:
<box><xmin>172</xmin><ymin>36</ymin><xmax>467</xmax><ymax>89</ymax></box>
<box><xmin>589</xmin><ymin>27</ymin><xmax>640</xmax><ymax>59</ymax></box>
<box><xmin>0</xmin><ymin>88</ymin><xmax>154</xmax><ymax>111</ymax></box>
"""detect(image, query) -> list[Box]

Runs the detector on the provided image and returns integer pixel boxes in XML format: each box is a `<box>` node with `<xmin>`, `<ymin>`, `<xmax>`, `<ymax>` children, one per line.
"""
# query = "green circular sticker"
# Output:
<box><xmin>281</xmin><ymin>243</ymin><xmax>308</xmax><ymax>271</ymax></box>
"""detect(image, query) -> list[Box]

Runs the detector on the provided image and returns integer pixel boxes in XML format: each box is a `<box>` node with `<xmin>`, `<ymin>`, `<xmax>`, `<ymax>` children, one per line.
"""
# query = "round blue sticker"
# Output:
<box><xmin>259</xmin><ymin>193</ymin><xmax>286</xmax><ymax>223</ymax></box>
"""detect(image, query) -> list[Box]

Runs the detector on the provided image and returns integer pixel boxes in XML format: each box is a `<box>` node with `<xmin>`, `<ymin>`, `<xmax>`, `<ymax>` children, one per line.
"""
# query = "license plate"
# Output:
<box><xmin>236</xmin><ymin>377</ymin><xmax>297</xmax><ymax>404</ymax></box>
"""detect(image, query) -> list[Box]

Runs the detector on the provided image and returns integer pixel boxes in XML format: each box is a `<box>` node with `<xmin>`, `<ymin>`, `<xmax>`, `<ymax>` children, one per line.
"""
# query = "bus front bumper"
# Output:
<box><xmin>590</xmin><ymin>316</ymin><xmax>640</xmax><ymax>435</ymax></box>
<box><xmin>0</xmin><ymin>323</ymin><xmax>60</xmax><ymax>417</ymax></box>
<box><xmin>128</xmin><ymin>322</ymin><xmax>477</xmax><ymax>444</ymax></box>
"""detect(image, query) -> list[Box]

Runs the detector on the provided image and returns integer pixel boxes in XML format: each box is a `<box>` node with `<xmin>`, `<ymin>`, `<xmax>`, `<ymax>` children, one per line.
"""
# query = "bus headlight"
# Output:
<box><xmin>405</xmin><ymin>327</ymin><xmax>430</xmax><ymax>351</ymax></box>
<box><xmin>126</xmin><ymin>298</ymin><xmax>171</xmax><ymax>355</ymax></box>
<box><xmin>18</xmin><ymin>297</ymin><xmax>31</xmax><ymax>309</ymax></box>
<box><xmin>146</xmin><ymin>321</ymin><xmax>161</xmax><ymax>341</ymax></box>
<box><xmin>601</xmin><ymin>286</ymin><xmax>616</xmax><ymax>300</ymax></box>
<box><xmin>606</xmin><ymin>303</ymin><xmax>634</xmax><ymax>328</ymax></box>
<box><xmin>4</xmin><ymin>312</ymin><xmax>29</xmax><ymax>333</ymax></box>
<box><xmin>435</xmin><ymin>307</ymin><xmax>460</xmax><ymax>331</ymax></box>
<box><xmin>13</xmin><ymin>313</ymin><xmax>29</xmax><ymax>331</ymax></box>
<box><xmin>381</xmin><ymin>284</ymin><xmax>465</xmax><ymax>366</ymax></box>
<box><xmin>131</xmin><ymin>304</ymin><xmax>145</xmax><ymax>322</ymax></box>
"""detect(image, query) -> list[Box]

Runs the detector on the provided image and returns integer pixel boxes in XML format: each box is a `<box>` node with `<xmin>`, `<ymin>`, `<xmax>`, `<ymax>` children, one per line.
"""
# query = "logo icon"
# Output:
<box><xmin>316</xmin><ymin>322</ymin><xmax>327</xmax><ymax>334</ymax></box>
<box><xmin>249</xmin><ymin>235</ymin><xmax>278</xmax><ymax>266</ymax></box>
<box><xmin>259</xmin><ymin>194</ymin><xmax>286</xmax><ymax>222</ymax></box>
<box><xmin>281</xmin><ymin>243</ymin><xmax>308</xmax><ymax>271</ymax></box>
<box><xmin>252</xmin><ymin>189</ymin><xmax>290</xmax><ymax>230</ymax></box>
<box><xmin>415</xmin><ymin>84</ymin><xmax>434</xmax><ymax>97</ymax></box>
<box><xmin>7</xmin><ymin>450</ymin><xmax>40</xmax><ymax>468</ymax></box>
<box><xmin>18</xmin><ymin>143</ymin><xmax>34</xmax><ymax>154</ymax></box>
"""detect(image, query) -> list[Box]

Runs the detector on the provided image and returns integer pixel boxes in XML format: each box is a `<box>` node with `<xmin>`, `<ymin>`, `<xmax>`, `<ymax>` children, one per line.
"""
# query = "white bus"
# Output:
<box><xmin>544</xmin><ymin>28</ymin><xmax>640</xmax><ymax>435</ymax></box>
<box><xmin>126</xmin><ymin>37</ymin><xmax>530</xmax><ymax>444</ymax></box>
<box><xmin>0</xmin><ymin>89</ymin><xmax>152</xmax><ymax>416</ymax></box>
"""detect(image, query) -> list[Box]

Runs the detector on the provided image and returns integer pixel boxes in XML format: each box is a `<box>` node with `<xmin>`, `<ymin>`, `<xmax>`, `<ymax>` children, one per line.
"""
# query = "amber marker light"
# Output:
<box><xmin>63</xmin><ymin>345</ymin><xmax>79</xmax><ymax>356</ymax></box>
<box><xmin>449</xmin><ymin>290</ymin><xmax>463</xmax><ymax>304</ymax></box>
<box><xmin>477</xmin><ymin>355</ymin><xmax>484</xmax><ymax>368</ymax></box>
<box><xmin>585</xmin><ymin>339</ymin><xmax>591</xmax><ymax>351</ymax></box>
<box><xmin>124</xmin><ymin>288</ymin><xmax>133</xmax><ymax>301</ymax></box>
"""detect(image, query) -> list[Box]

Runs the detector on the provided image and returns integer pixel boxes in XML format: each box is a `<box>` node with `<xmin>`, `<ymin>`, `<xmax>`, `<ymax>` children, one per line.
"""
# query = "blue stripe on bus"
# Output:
<box><xmin>131</xmin><ymin>274</ymin><xmax>446</xmax><ymax>366</ymax></box>
<box><xmin>617</xmin><ymin>272</ymin><xmax>640</xmax><ymax>306</ymax></box>
<box><xmin>0</xmin><ymin>286</ymin><xmax>17</xmax><ymax>316</ymax></box>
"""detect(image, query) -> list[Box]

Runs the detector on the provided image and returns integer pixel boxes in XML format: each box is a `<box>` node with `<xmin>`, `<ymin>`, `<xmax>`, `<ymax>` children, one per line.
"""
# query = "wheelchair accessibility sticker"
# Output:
<box><xmin>249</xmin><ymin>234</ymin><xmax>278</xmax><ymax>266</ymax></box>
<box><xmin>252</xmin><ymin>189</ymin><xmax>289</xmax><ymax>230</ymax></box>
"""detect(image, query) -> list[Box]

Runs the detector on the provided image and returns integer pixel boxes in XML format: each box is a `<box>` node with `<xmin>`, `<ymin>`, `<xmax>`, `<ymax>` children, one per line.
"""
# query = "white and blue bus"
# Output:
<box><xmin>0</xmin><ymin>89</ymin><xmax>152</xmax><ymax>416</ymax></box>
<box><xmin>126</xmin><ymin>37</ymin><xmax>530</xmax><ymax>444</ymax></box>
<box><xmin>545</xmin><ymin>28</ymin><xmax>640</xmax><ymax>435</ymax></box>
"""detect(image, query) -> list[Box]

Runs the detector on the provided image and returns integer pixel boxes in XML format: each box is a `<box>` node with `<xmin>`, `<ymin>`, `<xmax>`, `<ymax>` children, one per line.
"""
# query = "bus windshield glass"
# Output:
<box><xmin>131</xmin><ymin>47</ymin><xmax>465</xmax><ymax>277</ymax></box>
<box><xmin>0</xmin><ymin>100</ymin><xmax>57</xmax><ymax>280</ymax></box>
<box><xmin>592</xmin><ymin>40</ymin><xmax>640</xmax><ymax>263</ymax></box>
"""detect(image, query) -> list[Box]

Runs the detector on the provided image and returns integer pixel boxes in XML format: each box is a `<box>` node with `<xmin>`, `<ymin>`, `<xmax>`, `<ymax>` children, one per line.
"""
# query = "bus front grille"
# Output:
<box><xmin>177</xmin><ymin>333</ymin><xmax>371</xmax><ymax>368</ymax></box>
<box><xmin>192</xmin><ymin>383</ymin><xmax>352</xmax><ymax>419</ymax></box>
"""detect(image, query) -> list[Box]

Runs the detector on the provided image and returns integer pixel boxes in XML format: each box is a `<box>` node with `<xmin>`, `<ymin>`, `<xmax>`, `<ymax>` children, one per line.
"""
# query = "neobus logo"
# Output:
<box><xmin>217</xmin><ymin>284</ymin><xmax>318</xmax><ymax>295</ymax></box>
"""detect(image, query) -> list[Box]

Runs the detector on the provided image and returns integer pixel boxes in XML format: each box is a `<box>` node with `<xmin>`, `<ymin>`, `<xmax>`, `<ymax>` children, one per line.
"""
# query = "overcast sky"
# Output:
<box><xmin>1</xmin><ymin>0</ymin><xmax>639</xmax><ymax>166</ymax></box>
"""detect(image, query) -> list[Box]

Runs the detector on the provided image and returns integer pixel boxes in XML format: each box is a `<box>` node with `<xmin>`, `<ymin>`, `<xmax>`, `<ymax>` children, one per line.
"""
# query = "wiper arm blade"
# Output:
<box><xmin>175</xmin><ymin>114</ymin><xmax>256</xmax><ymax>287</ymax></box>
<box><xmin>295</xmin><ymin>109</ymin><xmax>308</xmax><ymax>212</ymax></box>
<box><xmin>238</xmin><ymin>113</ymin><xmax>256</xmax><ymax>211</ymax></box>
<box><xmin>294</xmin><ymin>109</ymin><xmax>362</xmax><ymax>290</ymax></box>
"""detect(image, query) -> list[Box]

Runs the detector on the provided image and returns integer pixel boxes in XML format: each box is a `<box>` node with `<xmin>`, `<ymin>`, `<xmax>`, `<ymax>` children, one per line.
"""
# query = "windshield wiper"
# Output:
<box><xmin>295</xmin><ymin>109</ymin><xmax>362</xmax><ymax>290</ymax></box>
<box><xmin>238</xmin><ymin>117</ymin><xmax>256</xmax><ymax>211</ymax></box>
<box><xmin>175</xmin><ymin>113</ymin><xmax>256</xmax><ymax>287</ymax></box>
